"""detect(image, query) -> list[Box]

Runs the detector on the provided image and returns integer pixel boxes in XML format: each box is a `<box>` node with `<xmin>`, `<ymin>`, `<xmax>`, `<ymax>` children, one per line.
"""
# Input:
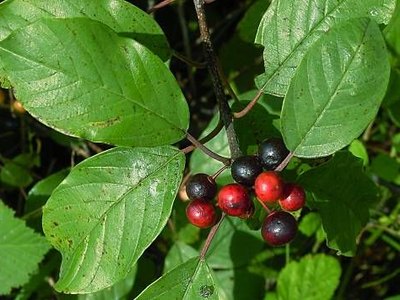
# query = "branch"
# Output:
<box><xmin>233</xmin><ymin>89</ymin><xmax>263</xmax><ymax>119</ymax></box>
<box><xmin>192</xmin><ymin>0</ymin><xmax>242</xmax><ymax>160</ymax></box>
<box><xmin>200</xmin><ymin>213</ymin><xmax>225</xmax><ymax>260</ymax></box>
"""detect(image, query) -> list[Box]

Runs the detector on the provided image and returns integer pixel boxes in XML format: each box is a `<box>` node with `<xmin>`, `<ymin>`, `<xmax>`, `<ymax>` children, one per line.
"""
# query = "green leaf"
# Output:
<box><xmin>255</xmin><ymin>0</ymin><xmax>395</xmax><ymax>96</ymax></box>
<box><xmin>384</xmin><ymin>0</ymin><xmax>400</xmax><ymax>57</ymax></box>
<box><xmin>189</xmin><ymin>114</ymin><xmax>231</xmax><ymax>185</ymax></box>
<box><xmin>370</xmin><ymin>153</ymin><xmax>400</xmax><ymax>183</ymax></box>
<box><xmin>348</xmin><ymin>140</ymin><xmax>369</xmax><ymax>166</ymax></box>
<box><xmin>0</xmin><ymin>200</ymin><xmax>50</xmax><ymax>295</ymax></box>
<box><xmin>42</xmin><ymin>146</ymin><xmax>185</xmax><ymax>293</ymax></box>
<box><xmin>0</xmin><ymin>153</ymin><xmax>39</xmax><ymax>188</ymax></box>
<box><xmin>135</xmin><ymin>257</ymin><xmax>219</xmax><ymax>300</ymax></box>
<box><xmin>281</xmin><ymin>18</ymin><xmax>390</xmax><ymax>158</ymax></box>
<box><xmin>237</xmin><ymin>0</ymin><xmax>270</xmax><ymax>43</ymax></box>
<box><xmin>77</xmin><ymin>267</ymin><xmax>137</xmax><ymax>300</ymax></box>
<box><xmin>0</xmin><ymin>0</ymin><xmax>170</xmax><ymax>61</ymax></box>
<box><xmin>298</xmin><ymin>212</ymin><xmax>322</xmax><ymax>238</ymax></box>
<box><xmin>206</xmin><ymin>217</ymin><xmax>264</xmax><ymax>269</ymax></box>
<box><xmin>0</xmin><ymin>18</ymin><xmax>189</xmax><ymax>147</ymax></box>
<box><xmin>299</xmin><ymin>151</ymin><xmax>379</xmax><ymax>256</ymax></box>
<box><xmin>277</xmin><ymin>254</ymin><xmax>341</xmax><ymax>300</ymax></box>
<box><xmin>163</xmin><ymin>241</ymin><xmax>198</xmax><ymax>274</ymax></box>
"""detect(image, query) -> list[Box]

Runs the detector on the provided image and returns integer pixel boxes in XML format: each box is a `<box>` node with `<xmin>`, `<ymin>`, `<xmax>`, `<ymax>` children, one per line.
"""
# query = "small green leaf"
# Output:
<box><xmin>277</xmin><ymin>254</ymin><xmax>341</xmax><ymax>300</ymax></box>
<box><xmin>281</xmin><ymin>18</ymin><xmax>390</xmax><ymax>158</ymax></box>
<box><xmin>0</xmin><ymin>200</ymin><xmax>50</xmax><ymax>295</ymax></box>
<box><xmin>0</xmin><ymin>18</ymin><xmax>188</xmax><ymax>147</ymax></box>
<box><xmin>0</xmin><ymin>153</ymin><xmax>39</xmax><ymax>188</ymax></box>
<box><xmin>348</xmin><ymin>140</ymin><xmax>369</xmax><ymax>166</ymax></box>
<box><xmin>135</xmin><ymin>258</ymin><xmax>219</xmax><ymax>300</ymax></box>
<box><xmin>299</xmin><ymin>151</ymin><xmax>379</xmax><ymax>256</ymax></box>
<box><xmin>0</xmin><ymin>0</ymin><xmax>170</xmax><ymax>60</ymax></box>
<box><xmin>206</xmin><ymin>217</ymin><xmax>264</xmax><ymax>269</ymax></box>
<box><xmin>42</xmin><ymin>146</ymin><xmax>185</xmax><ymax>293</ymax></box>
<box><xmin>163</xmin><ymin>241</ymin><xmax>198</xmax><ymax>274</ymax></box>
<box><xmin>255</xmin><ymin>0</ymin><xmax>395</xmax><ymax>96</ymax></box>
<box><xmin>298</xmin><ymin>212</ymin><xmax>322</xmax><ymax>238</ymax></box>
<box><xmin>370</xmin><ymin>154</ymin><xmax>400</xmax><ymax>183</ymax></box>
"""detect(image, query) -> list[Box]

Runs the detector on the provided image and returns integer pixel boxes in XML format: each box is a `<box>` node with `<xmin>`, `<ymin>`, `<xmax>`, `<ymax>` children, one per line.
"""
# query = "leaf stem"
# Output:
<box><xmin>181</xmin><ymin>118</ymin><xmax>224</xmax><ymax>154</ymax></box>
<box><xmin>172</xmin><ymin>50</ymin><xmax>206</xmax><ymax>69</ymax></box>
<box><xmin>192</xmin><ymin>0</ymin><xmax>242</xmax><ymax>160</ymax></box>
<box><xmin>233</xmin><ymin>89</ymin><xmax>263</xmax><ymax>119</ymax></box>
<box><xmin>186</xmin><ymin>133</ymin><xmax>230</xmax><ymax>165</ymax></box>
<box><xmin>148</xmin><ymin>0</ymin><xmax>175</xmax><ymax>13</ymax></box>
<box><xmin>200</xmin><ymin>213</ymin><xmax>225</xmax><ymax>260</ymax></box>
<box><xmin>211</xmin><ymin>165</ymin><xmax>229</xmax><ymax>180</ymax></box>
<box><xmin>275</xmin><ymin>152</ymin><xmax>294</xmax><ymax>172</ymax></box>
<box><xmin>256</xmin><ymin>197</ymin><xmax>271</xmax><ymax>214</ymax></box>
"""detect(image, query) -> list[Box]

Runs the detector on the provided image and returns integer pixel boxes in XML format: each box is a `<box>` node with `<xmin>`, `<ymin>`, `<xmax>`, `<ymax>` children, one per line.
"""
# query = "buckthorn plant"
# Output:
<box><xmin>0</xmin><ymin>0</ymin><xmax>399</xmax><ymax>299</ymax></box>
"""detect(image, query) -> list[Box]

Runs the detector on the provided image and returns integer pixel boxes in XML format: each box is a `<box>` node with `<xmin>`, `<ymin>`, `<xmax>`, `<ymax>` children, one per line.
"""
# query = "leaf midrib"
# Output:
<box><xmin>0</xmin><ymin>23</ymin><xmax>185</xmax><ymax>133</ymax></box>
<box><xmin>292</xmin><ymin>20</ymin><xmax>370</xmax><ymax>154</ymax></box>
<box><xmin>261</xmin><ymin>0</ymin><xmax>352</xmax><ymax>93</ymax></box>
<box><xmin>56</xmin><ymin>150</ymin><xmax>182</xmax><ymax>288</ymax></box>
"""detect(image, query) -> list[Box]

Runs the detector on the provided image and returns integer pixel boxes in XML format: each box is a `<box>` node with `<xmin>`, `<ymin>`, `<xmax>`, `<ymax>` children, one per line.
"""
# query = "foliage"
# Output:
<box><xmin>0</xmin><ymin>0</ymin><xmax>399</xmax><ymax>299</ymax></box>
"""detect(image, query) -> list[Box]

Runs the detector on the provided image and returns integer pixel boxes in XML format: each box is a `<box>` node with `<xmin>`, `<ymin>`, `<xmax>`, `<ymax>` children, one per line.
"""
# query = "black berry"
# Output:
<box><xmin>261</xmin><ymin>211</ymin><xmax>297</xmax><ymax>246</ymax></box>
<box><xmin>258</xmin><ymin>138</ymin><xmax>289</xmax><ymax>170</ymax></box>
<box><xmin>186</xmin><ymin>199</ymin><xmax>218</xmax><ymax>228</ymax></box>
<box><xmin>231</xmin><ymin>155</ymin><xmax>263</xmax><ymax>186</ymax></box>
<box><xmin>186</xmin><ymin>173</ymin><xmax>217</xmax><ymax>201</ymax></box>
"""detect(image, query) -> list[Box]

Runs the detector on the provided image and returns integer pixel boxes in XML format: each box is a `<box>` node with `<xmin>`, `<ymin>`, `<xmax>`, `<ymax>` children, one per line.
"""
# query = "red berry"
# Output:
<box><xmin>261</xmin><ymin>211</ymin><xmax>297</xmax><ymax>246</ymax></box>
<box><xmin>186</xmin><ymin>199</ymin><xmax>218</xmax><ymax>228</ymax></box>
<box><xmin>254</xmin><ymin>171</ymin><xmax>284</xmax><ymax>203</ymax></box>
<box><xmin>217</xmin><ymin>184</ymin><xmax>253</xmax><ymax>218</ymax></box>
<box><xmin>279</xmin><ymin>183</ymin><xmax>306</xmax><ymax>211</ymax></box>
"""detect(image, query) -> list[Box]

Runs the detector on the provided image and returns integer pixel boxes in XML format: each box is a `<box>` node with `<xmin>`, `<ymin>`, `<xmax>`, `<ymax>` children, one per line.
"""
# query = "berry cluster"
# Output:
<box><xmin>185</xmin><ymin>138</ymin><xmax>306</xmax><ymax>246</ymax></box>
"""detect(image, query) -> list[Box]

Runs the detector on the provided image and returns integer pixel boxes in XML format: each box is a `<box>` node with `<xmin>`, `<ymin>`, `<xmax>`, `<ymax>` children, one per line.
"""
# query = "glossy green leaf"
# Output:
<box><xmin>0</xmin><ymin>0</ymin><xmax>170</xmax><ymax>61</ymax></box>
<box><xmin>206</xmin><ymin>217</ymin><xmax>264</xmax><ymax>269</ymax></box>
<box><xmin>384</xmin><ymin>0</ymin><xmax>400</xmax><ymax>57</ymax></box>
<box><xmin>135</xmin><ymin>258</ymin><xmax>219</xmax><ymax>300</ymax></box>
<box><xmin>299</xmin><ymin>151</ymin><xmax>379</xmax><ymax>256</ymax></box>
<box><xmin>0</xmin><ymin>18</ymin><xmax>188</xmax><ymax>146</ymax></box>
<box><xmin>0</xmin><ymin>201</ymin><xmax>50</xmax><ymax>295</ymax></box>
<box><xmin>163</xmin><ymin>241</ymin><xmax>198</xmax><ymax>274</ymax></box>
<box><xmin>42</xmin><ymin>146</ymin><xmax>185</xmax><ymax>293</ymax></box>
<box><xmin>255</xmin><ymin>0</ymin><xmax>395</xmax><ymax>96</ymax></box>
<box><xmin>77</xmin><ymin>267</ymin><xmax>137</xmax><ymax>300</ymax></box>
<box><xmin>281</xmin><ymin>18</ymin><xmax>390</xmax><ymax>158</ymax></box>
<box><xmin>237</xmin><ymin>0</ymin><xmax>270</xmax><ymax>43</ymax></box>
<box><xmin>277</xmin><ymin>254</ymin><xmax>341</xmax><ymax>300</ymax></box>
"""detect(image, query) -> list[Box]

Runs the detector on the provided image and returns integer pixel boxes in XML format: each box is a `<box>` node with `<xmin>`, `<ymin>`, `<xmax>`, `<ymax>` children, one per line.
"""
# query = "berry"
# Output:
<box><xmin>231</xmin><ymin>155</ymin><xmax>263</xmax><ymax>186</ymax></box>
<box><xmin>254</xmin><ymin>171</ymin><xmax>284</xmax><ymax>203</ymax></box>
<box><xmin>279</xmin><ymin>183</ymin><xmax>306</xmax><ymax>211</ymax></box>
<box><xmin>217</xmin><ymin>184</ymin><xmax>253</xmax><ymax>218</ymax></box>
<box><xmin>186</xmin><ymin>199</ymin><xmax>218</xmax><ymax>228</ymax></box>
<box><xmin>186</xmin><ymin>173</ymin><xmax>217</xmax><ymax>201</ymax></box>
<box><xmin>261</xmin><ymin>211</ymin><xmax>297</xmax><ymax>246</ymax></box>
<box><xmin>258</xmin><ymin>138</ymin><xmax>289</xmax><ymax>170</ymax></box>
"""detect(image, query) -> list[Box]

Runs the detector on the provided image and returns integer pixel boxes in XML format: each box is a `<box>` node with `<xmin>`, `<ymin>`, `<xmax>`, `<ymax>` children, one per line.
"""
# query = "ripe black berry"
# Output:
<box><xmin>258</xmin><ymin>138</ymin><xmax>289</xmax><ymax>170</ymax></box>
<box><xmin>217</xmin><ymin>184</ymin><xmax>254</xmax><ymax>218</ymax></box>
<box><xmin>261</xmin><ymin>211</ymin><xmax>297</xmax><ymax>246</ymax></box>
<box><xmin>231</xmin><ymin>155</ymin><xmax>263</xmax><ymax>186</ymax></box>
<box><xmin>186</xmin><ymin>173</ymin><xmax>217</xmax><ymax>201</ymax></box>
<box><xmin>186</xmin><ymin>199</ymin><xmax>218</xmax><ymax>228</ymax></box>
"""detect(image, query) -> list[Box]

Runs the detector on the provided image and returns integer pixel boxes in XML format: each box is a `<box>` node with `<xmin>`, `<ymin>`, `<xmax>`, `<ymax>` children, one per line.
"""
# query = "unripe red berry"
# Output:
<box><xmin>254</xmin><ymin>171</ymin><xmax>284</xmax><ymax>203</ymax></box>
<box><xmin>279</xmin><ymin>183</ymin><xmax>306</xmax><ymax>211</ymax></box>
<box><xmin>261</xmin><ymin>211</ymin><xmax>297</xmax><ymax>246</ymax></box>
<box><xmin>217</xmin><ymin>184</ymin><xmax>253</xmax><ymax>218</ymax></box>
<box><xmin>186</xmin><ymin>199</ymin><xmax>218</xmax><ymax>228</ymax></box>
<box><xmin>186</xmin><ymin>173</ymin><xmax>217</xmax><ymax>201</ymax></box>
